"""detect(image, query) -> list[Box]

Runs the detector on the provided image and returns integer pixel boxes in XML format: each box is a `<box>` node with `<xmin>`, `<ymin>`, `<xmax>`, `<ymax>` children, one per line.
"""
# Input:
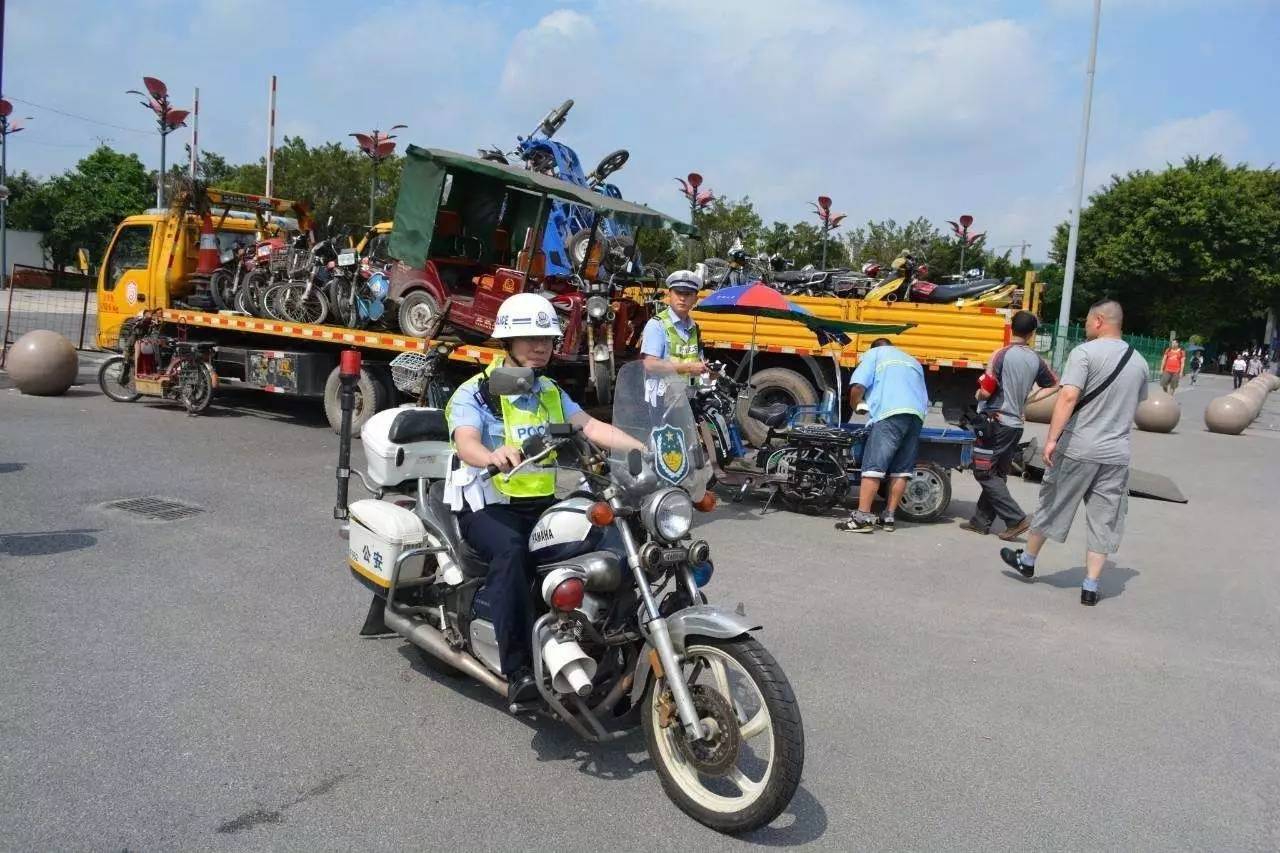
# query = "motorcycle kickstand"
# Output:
<box><xmin>761</xmin><ymin>483</ymin><xmax>780</xmax><ymax>514</ymax></box>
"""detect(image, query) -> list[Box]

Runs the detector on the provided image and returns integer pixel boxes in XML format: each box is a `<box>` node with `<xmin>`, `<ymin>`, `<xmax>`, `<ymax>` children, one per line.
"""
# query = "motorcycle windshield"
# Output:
<box><xmin>609</xmin><ymin>361</ymin><xmax>710</xmax><ymax>501</ymax></box>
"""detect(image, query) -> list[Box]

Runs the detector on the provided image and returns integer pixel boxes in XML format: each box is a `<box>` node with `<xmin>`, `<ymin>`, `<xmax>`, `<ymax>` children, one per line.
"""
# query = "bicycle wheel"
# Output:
<box><xmin>98</xmin><ymin>356</ymin><xmax>141</xmax><ymax>402</ymax></box>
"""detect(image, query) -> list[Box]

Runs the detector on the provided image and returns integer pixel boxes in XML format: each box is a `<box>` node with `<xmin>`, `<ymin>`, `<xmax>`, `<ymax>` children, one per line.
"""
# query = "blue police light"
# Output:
<box><xmin>691</xmin><ymin>561</ymin><xmax>714</xmax><ymax>588</ymax></box>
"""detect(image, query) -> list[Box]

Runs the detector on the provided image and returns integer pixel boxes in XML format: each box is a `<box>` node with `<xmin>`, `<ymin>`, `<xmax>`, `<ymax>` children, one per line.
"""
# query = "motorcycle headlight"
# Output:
<box><xmin>586</xmin><ymin>295</ymin><xmax>610</xmax><ymax>321</ymax></box>
<box><xmin>643</xmin><ymin>488</ymin><xmax>693</xmax><ymax>543</ymax></box>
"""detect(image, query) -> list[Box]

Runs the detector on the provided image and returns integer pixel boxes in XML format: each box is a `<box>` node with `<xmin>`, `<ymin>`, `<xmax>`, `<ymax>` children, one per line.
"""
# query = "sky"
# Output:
<box><xmin>4</xmin><ymin>0</ymin><xmax>1277</xmax><ymax>262</ymax></box>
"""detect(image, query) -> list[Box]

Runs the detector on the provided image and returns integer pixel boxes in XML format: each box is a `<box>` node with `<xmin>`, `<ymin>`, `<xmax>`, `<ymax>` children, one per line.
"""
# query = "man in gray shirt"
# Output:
<box><xmin>961</xmin><ymin>310</ymin><xmax>1057</xmax><ymax>539</ymax></box>
<box><xmin>1000</xmin><ymin>299</ymin><xmax>1150</xmax><ymax>606</ymax></box>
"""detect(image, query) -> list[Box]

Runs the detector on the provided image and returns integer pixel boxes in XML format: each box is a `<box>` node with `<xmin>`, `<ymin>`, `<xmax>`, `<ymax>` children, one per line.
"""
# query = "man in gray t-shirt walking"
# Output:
<box><xmin>1000</xmin><ymin>299</ymin><xmax>1150</xmax><ymax>606</ymax></box>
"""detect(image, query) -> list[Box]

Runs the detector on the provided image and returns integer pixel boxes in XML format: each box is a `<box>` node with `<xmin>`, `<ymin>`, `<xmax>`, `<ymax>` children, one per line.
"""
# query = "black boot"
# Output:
<box><xmin>1081</xmin><ymin>588</ymin><xmax>1099</xmax><ymax>606</ymax></box>
<box><xmin>506</xmin><ymin>667</ymin><xmax>538</xmax><ymax>708</ymax></box>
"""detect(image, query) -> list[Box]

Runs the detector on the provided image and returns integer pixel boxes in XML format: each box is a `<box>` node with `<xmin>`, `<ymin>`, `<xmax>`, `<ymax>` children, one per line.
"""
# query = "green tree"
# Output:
<box><xmin>1045</xmin><ymin>156</ymin><xmax>1280</xmax><ymax>338</ymax></box>
<box><xmin>4</xmin><ymin>171</ymin><xmax>48</xmax><ymax>233</ymax></box>
<box><xmin>29</xmin><ymin>147</ymin><xmax>153</xmax><ymax>270</ymax></box>
<box><xmin>686</xmin><ymin>195</ymin><xmax>763</xmax><ymax>262</ymax></box>
<box><xmin>221</xmin><ymin>136</ymin><xmax>403</xmax><ymax>232</ymax></box>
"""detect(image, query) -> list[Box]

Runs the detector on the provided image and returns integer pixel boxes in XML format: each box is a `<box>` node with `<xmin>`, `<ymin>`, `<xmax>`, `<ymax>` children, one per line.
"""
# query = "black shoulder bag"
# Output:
<box><xmin>1073</xmin><ymin>344</ymin><xmax>1136</xmax><ymax>414</ymax></box>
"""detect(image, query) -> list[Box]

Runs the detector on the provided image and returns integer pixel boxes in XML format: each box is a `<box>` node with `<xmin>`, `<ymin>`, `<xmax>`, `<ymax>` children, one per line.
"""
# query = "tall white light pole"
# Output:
<box><xmin>1057</xmin><ymin>0</ymin><xmax>1102</xmax><ymax>357</ymax></box>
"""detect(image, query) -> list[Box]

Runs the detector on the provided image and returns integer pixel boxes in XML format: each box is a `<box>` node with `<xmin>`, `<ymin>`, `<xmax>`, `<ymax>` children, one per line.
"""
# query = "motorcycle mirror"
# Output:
<box><xmin>486</xmin><ymin>366</ymin><xmax>537</xmax><ymax>396</ymax></box>
<box><xmin>627</xmin><ymin>448</ymin><xmax>644</xmax><ymax>477</ymax></box>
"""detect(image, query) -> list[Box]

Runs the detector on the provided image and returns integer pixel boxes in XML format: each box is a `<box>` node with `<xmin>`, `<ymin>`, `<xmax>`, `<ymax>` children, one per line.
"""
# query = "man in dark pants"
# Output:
<box><xmin>960</xmin><ymin>311</ymin><xmax>1057</xmax><ymax>540</ymax></box>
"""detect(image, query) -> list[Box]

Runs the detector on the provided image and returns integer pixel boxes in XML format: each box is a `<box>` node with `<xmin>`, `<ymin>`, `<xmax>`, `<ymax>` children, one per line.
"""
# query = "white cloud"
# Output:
<box><xmin>1133</xmin><ymin>109</ymin><xmax>1251</xmax><ymax>167</ymax></box>
<box><xmin>499</xmin><ymin>10</ymin><xmax>602</xmax><ymax>104</ymax></box>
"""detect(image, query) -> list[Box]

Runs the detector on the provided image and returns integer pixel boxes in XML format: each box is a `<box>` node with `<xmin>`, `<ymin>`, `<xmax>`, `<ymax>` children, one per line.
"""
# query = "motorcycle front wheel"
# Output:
<box><xmin>643</xmin><ymin>636</ymin><xmax>804</xmax><ymax>835</ymax></box>
<box><xmin>98</xmin><ymin>355</ymin><xmax>141</xmax><ymax>402</ymax></box>
<box><xmin>279</xmin><ymin>283</ymin><xmax>329</xmax><ymax>325</ymax></box>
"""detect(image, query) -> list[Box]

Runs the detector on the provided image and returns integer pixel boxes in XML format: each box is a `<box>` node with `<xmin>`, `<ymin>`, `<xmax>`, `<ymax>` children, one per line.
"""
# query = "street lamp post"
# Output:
<box><xmin>675</xmin><ymin>173</ymin><xmax>712</xmax><ymax>265</ymax></box>
<box><xmin>811</xmin><ymin>195</ymin><xmax>846</xmax><ymax>269</ymax></box>
<box><xmin>127</xmin><ymin>77</ymin><xmax>189</xmax><ymax>208</ymax></box>
<box><xmin>350</xmin><ymin>125</ymin><xmax>407</xmax><ymax>227</ymax></box>
<box><xmin>947</xmin><ymin>215</ymin><xmax>986</xmax><ymax>278</ymax></box>
<box><xmin>0</xmin><ymin>98</ymin><xmax>29</xmax><ymax>292</ymax></box>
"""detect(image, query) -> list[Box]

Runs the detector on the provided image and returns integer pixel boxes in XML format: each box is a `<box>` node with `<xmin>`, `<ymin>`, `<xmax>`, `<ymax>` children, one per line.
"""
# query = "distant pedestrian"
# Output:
<box><xmin>1217</xmin><ymin>351</ymin><xmax>1228</xmax><ymax>374</ymax></box>
<box><xmin>960</xmin><ymin>310</ymin><xmax>1057</xmax><ymax>540</ymax></box>
<box><xmin>835</xmin><ymin>338</ymin><xmax>928</xmax><ymax>534</ymax></box>
<box><xmin>1159</xmin><ymin>340</ymin><xmax>1184</xmax><ymax>394</ymax></box>
<box><xmin>1246</xmin><ymin>355</ymin><xmax>1262</xmax><ymax>379</ymax></box>
<box><xmin>1232</xmin><ymin>353</ymin><xmax>1247</xmax><ymax>389</ymax></box>
<box><xmin>999</xmin><ymin>300</ymin><xmax>1149</xmax><ymax>606</ymax></box>
<box><xmin>1189</xmin><ymin>352</ymin><xmax>1203</xmax><ymax>385</ymax></box>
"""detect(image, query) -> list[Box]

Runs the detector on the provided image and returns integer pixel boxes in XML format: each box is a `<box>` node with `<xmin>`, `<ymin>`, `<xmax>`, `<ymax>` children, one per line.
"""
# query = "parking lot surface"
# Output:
<box><xmin>2</xmin><ymin>360</ymin><xmax>1278</xmax><ymax>851</ymax></box>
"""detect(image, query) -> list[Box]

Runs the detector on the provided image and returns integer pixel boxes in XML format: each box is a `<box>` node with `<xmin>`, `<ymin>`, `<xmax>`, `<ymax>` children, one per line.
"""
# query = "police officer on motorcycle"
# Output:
<box><xmin>641</xmin><ymin>269</ymin><xmax>707</xmax><ymax>381</ymax></box>
<box><xmin>443</xmin><ymin>292</ymin><xmax>640</xmax><ymax>707</ymax></box>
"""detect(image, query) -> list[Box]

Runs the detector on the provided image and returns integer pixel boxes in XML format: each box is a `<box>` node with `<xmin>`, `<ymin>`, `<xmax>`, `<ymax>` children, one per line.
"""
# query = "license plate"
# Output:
<box><xmin>337</xmin><ymin>251</ymin><xmax>357</xmax><ymax>267</ymax></box>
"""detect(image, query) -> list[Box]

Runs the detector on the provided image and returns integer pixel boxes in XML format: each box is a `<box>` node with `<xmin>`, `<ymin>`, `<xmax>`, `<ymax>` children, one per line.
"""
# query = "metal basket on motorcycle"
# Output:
<box><xmin>269</xmin><ymin>246</ymin><xmax>291</xmax><ymax>274</ymax></box>
<box><xmin>389</xmin><ymin>352</ymin><xmax>431</xmax><ymax>396</ymax></box>
<box><xmin>784</xmin><ymin>422</ymin><xmax>857</xmax><ymax>448</ymax></box>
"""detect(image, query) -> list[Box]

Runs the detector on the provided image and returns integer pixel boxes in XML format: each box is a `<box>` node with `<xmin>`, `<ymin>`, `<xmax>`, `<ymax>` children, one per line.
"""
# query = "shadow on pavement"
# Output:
<box><xmin>1002</xmin><ymin>563</ymin><xmax>1140</xmax><ymax>599</ymax></box>
<box><xmin>741</xmin><ymin>782</ymin><xmax>829</xmax><ymax>846</ymax></box>
<box><xmin>0</xmin><ymin>462</ymin><xmax>25</xmax><ymax>473</ymax></box>
<box><xmin>0</xmin><ymin>529</ymin><xmax>100</xmax><ymax>557</ymax></box>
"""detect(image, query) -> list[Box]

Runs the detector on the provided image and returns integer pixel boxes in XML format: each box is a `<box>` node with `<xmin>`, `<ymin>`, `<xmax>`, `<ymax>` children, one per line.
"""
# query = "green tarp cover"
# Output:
<box><xmin>389</xmin><ymin>145</ymin><xmax>696</xmax><ymax>269</ymax></box>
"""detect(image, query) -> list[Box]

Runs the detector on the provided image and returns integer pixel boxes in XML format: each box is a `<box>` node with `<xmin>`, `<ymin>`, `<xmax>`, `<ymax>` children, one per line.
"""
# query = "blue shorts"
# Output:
<box><xmin>860</xmin><ymin>413</ymin><xmax>923</xmax><ymax>479</ymax></box>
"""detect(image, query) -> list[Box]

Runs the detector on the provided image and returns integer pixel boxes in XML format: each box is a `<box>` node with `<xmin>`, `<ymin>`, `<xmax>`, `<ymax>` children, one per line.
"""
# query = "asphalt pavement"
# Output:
<box><xmin>1</xmin><ymin>360</ymin><xmax>1278</xmax><ymax>851</ymax></box>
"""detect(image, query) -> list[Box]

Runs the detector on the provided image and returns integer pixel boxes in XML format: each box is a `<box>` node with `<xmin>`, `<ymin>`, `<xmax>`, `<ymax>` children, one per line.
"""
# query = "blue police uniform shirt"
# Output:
<box><xmin>448</xmin><ymin>375</ymin><xmax>584</xmax><ymax>450</ymax></box>
<box><xmin>849</xmin><ymin>345</ymin><xmax>928</xmax><ymax>423</ymax></box>
<box><xmin>641</xmin><ymin>311</ymin><xmax>701</xmax><ymax>360</ymax></box>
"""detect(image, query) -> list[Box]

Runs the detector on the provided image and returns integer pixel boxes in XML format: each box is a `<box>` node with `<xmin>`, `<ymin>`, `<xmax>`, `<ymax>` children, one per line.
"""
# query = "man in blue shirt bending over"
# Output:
<box><xmin>836</xmin><ymin>337</ymin><xmax>928</xmax><ymax>533</ymax></box>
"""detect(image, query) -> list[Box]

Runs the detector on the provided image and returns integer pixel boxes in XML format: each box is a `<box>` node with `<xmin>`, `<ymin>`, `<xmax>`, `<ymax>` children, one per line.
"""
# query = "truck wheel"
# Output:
<box><xmin>324</xmin><ymin>365</ymin><xmax>389</xmax><ymax>434</ymax></box>
<box><xmin>894</xmin><ymin>462</ymin><xmax>951</xmax><ymax>523</ymax></box>
<box><xmin>397</xmin><ymin>290</ymin><xmax>441</xmax><ymax>339</ymax></box>
<box><xmin>736</xmin><ymin>367</ymin><xmax>818</xmax><ymax>447</ymax></box>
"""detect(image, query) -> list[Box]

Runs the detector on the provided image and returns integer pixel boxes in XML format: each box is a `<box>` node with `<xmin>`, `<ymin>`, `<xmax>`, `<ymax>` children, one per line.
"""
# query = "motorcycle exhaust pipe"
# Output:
<box><xmin>382</xmin><ymin>608</ymin><xmax>508</xmax><ymax>697</ymax></box>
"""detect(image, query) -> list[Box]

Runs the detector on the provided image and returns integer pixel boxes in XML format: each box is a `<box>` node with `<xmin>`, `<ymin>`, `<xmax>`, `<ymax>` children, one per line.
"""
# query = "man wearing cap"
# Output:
<box><xmin>641</xmin><ymin>270</ymin><xmax>708</xmax><ymax>380</ymax></box>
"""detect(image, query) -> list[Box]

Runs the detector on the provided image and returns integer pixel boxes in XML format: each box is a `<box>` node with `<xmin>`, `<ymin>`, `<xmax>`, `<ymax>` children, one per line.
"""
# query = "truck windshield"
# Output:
<box><xmin>104</xmin><ymin>224</ymin><xmax>153</xmax><ymax>290</ymax></box>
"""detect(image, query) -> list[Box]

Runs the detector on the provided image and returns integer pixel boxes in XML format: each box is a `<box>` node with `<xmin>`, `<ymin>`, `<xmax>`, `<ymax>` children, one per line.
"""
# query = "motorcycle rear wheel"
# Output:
<box><xmin>98</xmin><ymin>356</ymin><xmax>141</xmax><ymax>402</ymax></box>
<box><xmin>642</xmin><ymin>636</ymin><xmax>804</xmax><ymax>835</ymax></box>
<box><xmin>768</xmin><ymin>445</ymin><xmax>847</xmax><ymax>513</ymax></box>
<box><xmin>178</xmin><ymin>361</ymin><xmax>215</xmax><ymax>414</ymax></box>
<box><xmin>209</xmin><ymin>269</ymin><xmax>233</xmax><ymax>311</ymax></box>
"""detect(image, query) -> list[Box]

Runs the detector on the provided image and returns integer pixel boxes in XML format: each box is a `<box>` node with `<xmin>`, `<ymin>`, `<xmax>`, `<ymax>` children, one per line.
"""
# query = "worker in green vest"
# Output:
<box><xmin>641</xmin><ymin>269</ymin><xmax>707</xmax><ymax>381</ymax></box>
<box><xmin>444</xmin><ymin>292</ymin><xmax>638</xmax><ymax>707</ymax></box>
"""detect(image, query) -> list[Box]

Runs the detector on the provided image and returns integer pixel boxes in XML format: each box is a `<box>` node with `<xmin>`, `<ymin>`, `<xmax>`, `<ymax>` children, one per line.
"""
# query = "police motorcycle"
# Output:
<box><xmin>339</xmin><ymin>359</ymin><xmax>804</xmax><ymax>834</ymax></box>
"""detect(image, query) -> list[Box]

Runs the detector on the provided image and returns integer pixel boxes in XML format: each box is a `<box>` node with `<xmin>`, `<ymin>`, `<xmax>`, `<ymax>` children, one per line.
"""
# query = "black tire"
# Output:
<box><xmin>243</xmin><ymin>269</ymin><xmax>273</xmax><ymax>317</ymax></box>
<box><xmin>179</xmin><ymin>361</ymin><xmax>216</xmax><ymax>414</ymax></box>
<box><xmin>591</xmin><ymin>358</ymin><xmax>613</xmax><ymax>406</ymax></box>
<box><xmin>642</xmin><ymin>636</ymin><xmax>804</xmax><ymax>835</ymax></box>
<box><xmin>98</xmin><ymin>356</ymin><xmax>141</xmax><ymax>402</ymax></box>
<box><xmin>396</xmin><ymin>289</ymin><xmax>442</xmax><ymax>339</ymax></box>
<box><xmin>209</xmin><ymin>269</ymin><xmax>233</xmax><ymax>311</ymax></box>
<box><xmin>592</xmin><ymin>148</ymin><xmax>630</xmax><ymax>181</ymax></box>
<box><xmin>768</xmin><ymin>445</ymin><xmax>848</xmax><ymax>513</ymax></box>
<box><xmin>894</xmin><ymin>461</ymin><xmax>951</xmax><ymax>522</ymax></box>
<box><xmin>279</xmin><ymin>283</ymin><xmax>330</xmax><ymax>325</ymax></box>
<box><xmin>737</xmin><ymin>367</ymin><xmax>818</xmax><ymax>447</ymax></box>
<box><xmin>323</xmin><ymin>364</ymin><xmax>389</xmax><ymax>434</ymax></box>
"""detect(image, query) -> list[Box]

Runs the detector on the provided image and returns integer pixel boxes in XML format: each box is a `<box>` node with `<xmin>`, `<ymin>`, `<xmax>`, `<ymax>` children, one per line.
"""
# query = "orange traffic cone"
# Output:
<box><xmin>196</xmin><ymin>212</ymin><xmax>220</xmax><ymax>274</ymax></box>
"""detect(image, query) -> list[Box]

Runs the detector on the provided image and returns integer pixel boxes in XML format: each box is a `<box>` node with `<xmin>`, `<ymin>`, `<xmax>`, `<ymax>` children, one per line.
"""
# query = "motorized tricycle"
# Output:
<box><xmin>337</xmin><ymin>359</ymin><xmax>804</xmax><ymax>834</ymax></box>
<box><xmin>97</xmin><ymin>309</ymin><xmax>218</xmax><ymax>414</ymax></box>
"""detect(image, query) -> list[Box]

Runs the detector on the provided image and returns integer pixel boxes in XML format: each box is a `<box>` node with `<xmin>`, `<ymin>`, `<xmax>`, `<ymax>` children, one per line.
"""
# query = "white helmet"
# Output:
<box><xmin>492</xmin><ymin>292</ymin><xmax>562</xmax><ymax>339</ymax></box>
<box><xmin>665</xmin><ymin>269</ymin><xmax>703</xmax><ymax>292</ymax></box>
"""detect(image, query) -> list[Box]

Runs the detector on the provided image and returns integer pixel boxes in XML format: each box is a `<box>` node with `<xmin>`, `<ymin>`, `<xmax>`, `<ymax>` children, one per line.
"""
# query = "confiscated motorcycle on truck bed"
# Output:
<box><xmin>339</xmin><ymin>360</ymin><xmax>804</xmax><ymax>834</ymax></box>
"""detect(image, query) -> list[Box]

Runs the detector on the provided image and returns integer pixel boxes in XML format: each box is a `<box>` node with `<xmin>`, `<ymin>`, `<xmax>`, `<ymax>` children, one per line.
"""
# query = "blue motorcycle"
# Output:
<box><xmin>479</xmin><ymin>99</ymin><xmax>637</xmax><ymax>278</ymax></box>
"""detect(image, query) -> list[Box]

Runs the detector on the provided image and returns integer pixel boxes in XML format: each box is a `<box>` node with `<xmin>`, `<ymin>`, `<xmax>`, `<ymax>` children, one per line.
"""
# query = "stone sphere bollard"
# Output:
<box><xmin>1204</xmin><ymin>393</ymin><xmax>1254</xmax><ymax>435</ymax></box>
<box><xmin>1024</xmin><ymin>387</ymin><xmax>1059</xmax><ymax>424</ymax></box>
<box><xmin>5</xmin><ymin>330</ymin><xmax>79</xmax><ymax>396</ymax></box>
<box><xmin>1135</xmin><ymin>388</ymin><xmax>1180</xmax><ymax>432</ymax></box>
